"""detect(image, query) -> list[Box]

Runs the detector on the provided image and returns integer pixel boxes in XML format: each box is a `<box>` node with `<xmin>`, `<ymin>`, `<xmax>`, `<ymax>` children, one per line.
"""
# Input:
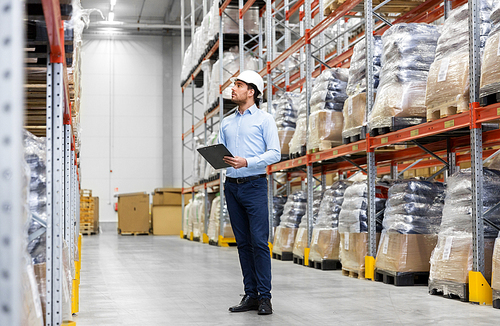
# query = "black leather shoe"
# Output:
<box><xmin>228</xmin><ymin>294</ymin><xmax>259</xmax><ymax>312</ymax></box>
<box><xmin>258</xmin><ymin>298</ymin><xmax>273</xmax><ymax>315</ymax></box>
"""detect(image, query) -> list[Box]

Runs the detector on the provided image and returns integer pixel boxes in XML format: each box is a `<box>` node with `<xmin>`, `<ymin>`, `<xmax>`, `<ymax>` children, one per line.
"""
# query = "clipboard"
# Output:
<box><xmin>197</xmin><ymin>144</ymin><xmax>234</xmax><ymax>169</ymax></box>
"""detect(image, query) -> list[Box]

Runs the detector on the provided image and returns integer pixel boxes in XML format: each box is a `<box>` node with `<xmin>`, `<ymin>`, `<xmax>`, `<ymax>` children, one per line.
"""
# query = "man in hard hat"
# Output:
<box><xmin>218</xmin><ymin>70</ymin><xmax>280</xmax><ymax>315</ymax></box>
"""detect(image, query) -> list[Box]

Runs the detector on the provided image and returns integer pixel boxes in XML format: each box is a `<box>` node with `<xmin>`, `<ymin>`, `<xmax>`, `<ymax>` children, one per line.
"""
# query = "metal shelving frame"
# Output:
<box><xmin>0</xmin><ymin>0</ymin><xmax>24</xmax><ymax>324</ymax></box>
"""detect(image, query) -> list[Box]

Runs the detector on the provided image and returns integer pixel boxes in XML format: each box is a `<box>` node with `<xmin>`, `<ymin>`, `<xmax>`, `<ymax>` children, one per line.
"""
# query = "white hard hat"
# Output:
<box><xmin>231</xmin><ymin>70</ymin><xmax>264</xmax><ymax>97</ymax></box>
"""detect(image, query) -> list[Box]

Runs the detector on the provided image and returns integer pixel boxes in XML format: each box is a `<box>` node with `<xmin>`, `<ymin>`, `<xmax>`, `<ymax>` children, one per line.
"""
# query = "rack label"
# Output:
<box><xmin>497</xmin><ymin>107</ymin><xmax>500</xmax><ymax>116</ymax></box>
<box><xmin>316</xmin><ymin>154</ymin><xmax>320</xmax><ymax>160</ymax></box>
<box><xmin>352</xmin><ymin>144</ymin><xmax>358</xmax><ymax>151</ymax></box>
<box><xmin>382</xmin><ymin>235</ymin><xmax>389</xmax><ymax>255</ymax></box>
<box><xmin>344</xmin><ymin>232</ymin><xmax>349</xmax><ymax>250</ymax></box>
<box><xmin>298</xmin><ymin>159</ymin><xmax>302</xmax><ymax>164</ymax></box>
<box><xmin>411</xmin><ymin>129</ymin><xmax>419</xmax><ymax>137</ymax></box>
<box><xmin>444</xmin><ymin>120</ymin><xmax>455</xmax><ymax>128</ymax></box>
<box><xmin>348</xmin><ymin>97</ymin><xmax>353</xmax><ymax>116</ymax></box>
<box><xmin>332</xmin><ymin>150</ymin><xmax>338</xmax><ymax>156</ymax></box>
<box><xmin>313</xmin><ymin>229</ymin><xmax>319</xmax><ymax>245</ymax></box>
<box><xmin>381</xmin><ymin>137</ymin><xmax>388</xmax><ymax>144</ymax></box>
<box><xmin>286</xmin><ymin>162</ymin><xmax>289</xmax><ymax>167</ymax></box>
<box><xmin>438</xmin><ymin>57</ymin><xmax>451</xmax><ymax>82</ymax></box>
<box><xmin>442</xmin><ymin>236</ymin><xmax>453</xmax><ymax>261</ymax></box>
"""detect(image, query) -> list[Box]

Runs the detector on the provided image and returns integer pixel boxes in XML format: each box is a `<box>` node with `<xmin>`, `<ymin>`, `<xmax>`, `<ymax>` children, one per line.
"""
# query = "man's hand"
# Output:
<box><xmin>224</xmin><ymin>156</ymin><xmax>248</xmax><ymax>169</ymax></box>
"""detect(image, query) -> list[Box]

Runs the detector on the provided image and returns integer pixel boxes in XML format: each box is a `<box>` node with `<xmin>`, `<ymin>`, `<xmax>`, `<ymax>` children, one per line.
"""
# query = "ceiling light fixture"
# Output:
<box><xmin>108</xmin><ymin>11</ymin><xmax>115</xmax><ymax>22</ymax></box>
<box><xmin>110</xmin><ymin>0</ymin><xmax>116</xmax><ymax>11</ymax></box>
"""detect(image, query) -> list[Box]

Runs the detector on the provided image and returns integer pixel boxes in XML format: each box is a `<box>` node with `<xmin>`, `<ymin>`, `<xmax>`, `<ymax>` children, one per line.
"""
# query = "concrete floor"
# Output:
<box><xmin>74</xmin><ymin>231</ymin><xmax>499</xmax><ymax>326</ymax></box>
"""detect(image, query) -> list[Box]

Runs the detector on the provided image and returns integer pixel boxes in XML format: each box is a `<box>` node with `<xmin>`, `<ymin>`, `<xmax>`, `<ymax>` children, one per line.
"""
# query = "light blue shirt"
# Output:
<box><xmin>218</xmin><ymin>104</ymin><xmax>281</xmax><ymax>178</ymax></box>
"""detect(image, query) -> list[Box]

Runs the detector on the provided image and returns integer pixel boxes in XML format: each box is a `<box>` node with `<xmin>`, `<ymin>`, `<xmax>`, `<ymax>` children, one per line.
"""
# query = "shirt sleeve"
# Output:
<box><xmin>246</xmin><ymin>114</ymin><xmax>281</xmax><ymax>169</ymax></box>
<box><xmin>217</xmin><ymin>120</ymin><xmax>226</xmax><ymax>146</ymax></box>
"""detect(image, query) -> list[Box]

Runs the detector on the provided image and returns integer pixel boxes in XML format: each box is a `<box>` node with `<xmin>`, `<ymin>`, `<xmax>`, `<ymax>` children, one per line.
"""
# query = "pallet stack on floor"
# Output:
<box><xmin>80</xmin><ymin>189</ymin><xmax>99</xmax><ymax>235</ymax></box>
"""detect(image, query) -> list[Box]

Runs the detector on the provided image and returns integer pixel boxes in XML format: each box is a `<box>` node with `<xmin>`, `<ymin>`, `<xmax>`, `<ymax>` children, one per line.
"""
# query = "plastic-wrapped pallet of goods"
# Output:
<box><xmin>207</xmin><ymin>195</ymin><xmax>234</xmax><ymax>243</ymax></box>
<box><xmin>492</xmin><ymin>234</ymin><xmax>500</xmax><ymax>308</ymax></box>
<box><xmin>272</xmin><ymin>191</ymin><xmax>307</xmax><ymax>260</ymax></box>
<box><xmin>272</xmin><ymin>195</ymin><xmax>287</xmax><ymax>231</ymax></box>
<box><xmin>426</xmin><ymin>3</ymin><xmax>492</xmax><ymax>121</ymax></box>
<box><xmin>369</xmin><ymin>23</ymin><xmax>440</xmax><ymax>133</ymax></box>
<box><xmin>429</xmin><ymin>168</ymin><xmax>500</xmax><ymax>301</ymax></box>
<box><xmin>343</xmin><ymin>37</ymin><xmax>382</xmax><ymax>142</ymax></box>
<box><xmin>275</xmin><ymin>92</ymin><xmax>301</xmax><ymax>159</ymax></box>
<box><xmin>338</xmin><ymin>182</ymin><xmax>388</xmax><ymax>277</ymax></box>
<box><xmin>309</xmin><ymin>181</ymin><xmax>351</xmax><ymax>269</ymax></box>
<box><xmin>375</xmin><ymin>181</ymin><xmax>445</xmax><ymax>285</ymax></box>
<box><xmin>480</xmin><ymin>2</ymin><xmax>500</xmax><ymax>104</ymax></box>
<box><xmin>292</xmin><ymin>190</ymin><xmax>324</xmax><ymax>261</ymax></box>
<box><xmin>288</xmin><ymin>88</ymin><xmax>308</xmax><ymax>158</ymax></box>
<box><xmin>307</xmin><ymin>68</ymin><xmax>348</xmax><ymax>151</ymax></box>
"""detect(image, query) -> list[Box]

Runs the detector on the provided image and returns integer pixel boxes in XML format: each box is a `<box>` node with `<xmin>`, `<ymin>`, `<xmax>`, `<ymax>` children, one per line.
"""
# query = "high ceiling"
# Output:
<box><xmin>82</xmin><ymin>0</ymin><xmax>202</xmax><ymax>25</ymax></box>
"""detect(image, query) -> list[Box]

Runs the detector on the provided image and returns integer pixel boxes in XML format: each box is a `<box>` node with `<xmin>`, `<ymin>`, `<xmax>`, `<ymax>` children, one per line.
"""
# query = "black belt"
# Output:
<box><xmin>226</xmin><ymin>174</ymin><xmax>267</xmax><ymax>184</ymax></box>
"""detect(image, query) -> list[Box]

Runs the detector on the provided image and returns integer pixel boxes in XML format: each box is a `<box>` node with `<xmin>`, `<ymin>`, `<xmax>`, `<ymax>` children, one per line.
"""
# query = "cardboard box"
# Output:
<box><xmin>153</xmin><ymin>188</ymin><xmax>190</xmax><ymax>206</ymax></box>
<box><xmin>278</xmin><ymin>130</ymin><xmax>294</xmax><ymax>155</ymax></box>
<box><xmin>152</xmin><ymin>206</ymin><xmax>182</xmax><ymax>235</ymax></box>
<box><xmin>93</xmin><ymin>196</ymin><xmax>99</xmax><ymax>232</ymax></box>
<box><xmin>309</xmin><ymin>110</ymin><xmax>343</xmax><ymax>149</ymax></box>
<box><xmin>309</xmin><ymin>228</ymin><xmax>340</xmax><ymax>262</ymax></box>
<box><xmin>272</xmin><ymin>226</ymin><xmax>298</xmax><ymax>255</ymax></box>
<box><xmin>375</xmin><ymin>233</ymin><xmax>437</xmax><ymax>273</ymax></box>
<box><xmin>340</xmin><ymin>232</ymin><xmax>380</xmax><ymax>273</ymax></box>
<box><xmin>292</xmin><ymin>226</ymin><xmax>308</xmax><ymax>257</ymax></box>
<box><xmin>430</xmin><ymin>234</ymin><xmax>495</xmax><ymax>284</ymax></box>
<box><xmin>493</xmin><ymin>238</ymin><xmax>500</xmax><ymax>291</ymax></box>
<box><xmin>342</xmin><ymin>92</ymin><xmax>366</xmax><ymax>138</ymax></box>
<box><xmin>117</xmin><ymin>192</ymin><xmax>150</xmax><ymax>234</ymax></box>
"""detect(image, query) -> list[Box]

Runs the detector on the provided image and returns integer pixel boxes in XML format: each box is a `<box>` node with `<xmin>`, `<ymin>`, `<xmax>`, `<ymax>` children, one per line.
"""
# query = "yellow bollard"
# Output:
<box><xmin>268</xmin><ymin>242</ymin><xmax>273</xmax><ymax>258</ymax></box>
<box><xmin>180</xmin><ymin>230</ymin><xmax>184</xmax><ymax>239</ymax></box>
<box><xmin>304</xmin><ymin>248</ymin><xmax>310</xmax><ymax>266</ymax></box>
<box><xmin>365</xmin><ymin>256</ymin><xmax>376</xmax><ymax>281</ymax></box>
<box><xmin>202</xmin><ymin>233</ymin><xmax>209</xmax><ymax>244</ymax></box>
<box><xmin>469</xmin><ymin>271</ymin><xmax>492</xmax><ymax>305</ymax></box>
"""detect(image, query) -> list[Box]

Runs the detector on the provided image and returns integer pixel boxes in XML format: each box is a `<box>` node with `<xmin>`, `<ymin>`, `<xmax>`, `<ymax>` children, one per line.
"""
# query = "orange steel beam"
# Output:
<box><xmin>241</xmin><ymin>0</ymin><xmax>257</xmax><ymax>16</ymax></box>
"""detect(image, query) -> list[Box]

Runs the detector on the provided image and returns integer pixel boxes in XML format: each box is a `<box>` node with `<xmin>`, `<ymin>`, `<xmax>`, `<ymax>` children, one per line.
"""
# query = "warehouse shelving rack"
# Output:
<box><xmin>262</xmin><ymin>0</ymin><xmax>499</xmax><ymax>305</ymax></box>
<box><xmin>179</xmin><ymin>0</ymin><xmax>500</xmax><ymax>305</ymax></box>
<box><xmin>180</xmin><ymin>0</ymin><xmax>267</xmax><ymax>245</ymax></box>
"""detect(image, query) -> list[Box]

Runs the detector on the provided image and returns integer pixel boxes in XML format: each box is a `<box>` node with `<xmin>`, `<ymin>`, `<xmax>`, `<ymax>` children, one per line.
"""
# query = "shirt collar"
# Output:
<box><xmin>236</xmin><ymin>104</ymin><xmax>257</xmax><ymax>116</ymax></box>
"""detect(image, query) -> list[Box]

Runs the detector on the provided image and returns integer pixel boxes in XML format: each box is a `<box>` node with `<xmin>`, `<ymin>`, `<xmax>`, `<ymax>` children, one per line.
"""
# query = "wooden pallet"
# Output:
<box><xmin>342</xmin><ymin>268</ymin><xmax>365</xmax><ymax>280</ymax></box>
<box><xmin>325</xmin><ymin>0</ymin><xmax>426</xmax><ymax>15</ymax></box>
<box><xmin>428</xmin><ymin>279</ymin><xmax>469</xmax><ymax>302</ymax></box>
<box><xmin>120</xmin><ymin>232</ymin><xmax>150</xmax><ymax>236</ymax></box>
<box><xmin>480</xmin><ymin>91</ymin><xmax>500</xmax><ymax>107</ymax></box>
<box><xmin>426</xmin><ymin>98</ymin><xmax>469</xmax><ymax>122</ymax></box>
<box><xmin>80</xmin><ymin>189</ymin><xmax>92</xmax><ymax>197</ymax></box>
<box><xmin>374</xmin><ymin>268</ymin><xmax>429</xmax><ymax>286</ymax></box>
<box><xmin>293</xmin><ymin>254</ymin><xmax>305</xmax><ymax>266</ymax></box>
<box><xmin>493</xmin><ymin>289</ymin><xmax>500</xmax><ymax>309</ymax></box>
<box><xmin>308</xmin><ymin>259</ymin><xmax>342</xmax><ymax>271</ymax></box>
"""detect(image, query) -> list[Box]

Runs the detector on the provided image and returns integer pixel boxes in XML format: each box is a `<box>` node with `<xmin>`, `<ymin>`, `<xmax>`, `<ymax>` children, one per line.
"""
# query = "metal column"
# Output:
<box><xmin>219</xmin><ymin>2</ymin><xmax>226</xmax><ymax>239</ymax></box>
<box><xmin>0</xmin><ymin>0</ymin><xmax>24</xmax><ymax>324</ymax></box>
<box><xmin>304</xmin><ymin>0</ymin><xmax>314</xmax><ymax>247</ymax></box>
<box><xmin>239</xmin><ymin>0</ymin><xmax>244</xmax><ymax>70</ymax></box>
<box><xmin>46</xmin><ymin>62</ymin><xmax>66</xmax><ymax>326</ymax></box>
<box><xmin>266</xmin><ymin>0</ymin><xmax>274</xmax><ymax>243</ymax></box>
<box><xmin>365</xmin><ymin>0</ymin><xmax>377</xmax><ymax>258</ymax></box>
<box><xmin>444</xmin><ymin>0</ymin><xmax>452</xmax><ymax>20</ymax></box>
<box><xmin>64</xmin><ymin>124</ymin><xmax>72</xmax><ymax>266</ymax></box>
<box><xmin>469</xmin><ymin>0</ymin><xmax>484</xmax><ymax>276</ymax></box>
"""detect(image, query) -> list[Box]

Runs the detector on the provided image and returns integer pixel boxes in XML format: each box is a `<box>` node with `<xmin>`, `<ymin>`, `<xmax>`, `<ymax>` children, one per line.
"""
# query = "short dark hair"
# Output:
<box><xmin>247</xmin><ymin>83</ymin><xmax>261</xmax><ymax>107</ymax></box>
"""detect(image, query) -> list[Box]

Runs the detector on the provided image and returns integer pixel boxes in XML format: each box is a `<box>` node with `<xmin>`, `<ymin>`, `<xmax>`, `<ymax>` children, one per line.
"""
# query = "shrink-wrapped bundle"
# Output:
<box><xmin>207</xmin><ymin>195</ymin><xmax>234</xmax><ymax>242</ymax></box>
<box><xmin>310</xmin><ymin>68</ymin><xmax>349</xmax><ymax>113</ymax></box>
<box><xmin>369</xmin><ymin>23</ymin><xmax>440</xmax><ymax>130</ymax></box>
<box><xmin>272</xmin><ymin>195</ymin><xmax>287</xmax><ymax>228</ymax></box>
<box><xmin>293</xmin><ymin>190</ymin><xmax>324</xmax><ymax>258</ymax></box>
<box><xmin>338</xmin><ymin>182</ymin><xmax>388</xmax><ymax>274</ymax></box>
<box><xmin>272</xmin><ymin>191</ymin><xmax>307</xmax><ymax>256</ymax></box>
<box><xmin>288</xmin><ymin>88</ymin><xmax>307</xmax><ymax>157</ymax></box>
<box><xmin>429</xmin><ymin>169</ymin><xmax>500</xmax><ymax>300</ymax></box>
<box><xmin>493</xmin><ymin>233</ymin><xmax>500</xmax><ymax>306</ymax></box>
<box><xmin>426</xmin><ymin>3</ymin><xmax>492</xmax><ymax>120</ymax></box>
<box><xmin>343</xmin><ymin>37</ymin><xmax>382</xmax><ymax>140</ymax></box>
<box><xmin>481</xmin><ymin>2</ymin><xmax>500</xmax><ymax>98</ymax></box>
<box><xmin>275</xmin><ymin>92</ymin><xmax>301</xmax><ymax>156</ymax></box>
<box><xmin>183</xmin><ymin>199</ymin><xmax>193</xmax><ymax>238</ymax></box>
<box><xmin>375</xmin><ymin>180</ymin><xmax>445</xmax><ymax>274</ymax></box>
<box><xmin>309</xmin><ymin>181</ymin><xmax>352</xmax><ymax>263</ymax></box>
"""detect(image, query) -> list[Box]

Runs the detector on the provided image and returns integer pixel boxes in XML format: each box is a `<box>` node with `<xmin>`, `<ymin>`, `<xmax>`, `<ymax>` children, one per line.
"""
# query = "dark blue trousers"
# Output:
<box><xmin>224</xmin><ymin>177</ymin><xmax>272</xmax><ymax>300</ymax></box>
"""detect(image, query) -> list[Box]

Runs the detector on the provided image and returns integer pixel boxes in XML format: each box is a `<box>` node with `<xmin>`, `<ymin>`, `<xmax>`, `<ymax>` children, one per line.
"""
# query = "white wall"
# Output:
<box><xmin>80</xmin><ymin>35</ymin><xmax>163</xmax><ymax>222</ymax></box>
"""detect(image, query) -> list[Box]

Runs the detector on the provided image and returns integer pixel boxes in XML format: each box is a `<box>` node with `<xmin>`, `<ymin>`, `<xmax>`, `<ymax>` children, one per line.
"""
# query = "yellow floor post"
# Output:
<box><xmin>190</xmin><ymin>232</ymin><xmax>193</xmax><ymax>241</ymax></box>
<box><xmin>180</xmin><ymin>230</ymin><xmax>184</xmax><ymax>239</ymax></box>
<box><xmin>469</xmin><ymin>271</ymin><xmax>492</xmax><ymax>305</ymax></box>
<box><xmin>268</xmin><ymin>242</ymin><xmax>273</xmax><ymax>258</ymax></box>
<box><xmin>304</xmin><ymin>248</ymin><xmax>310</xmax><ymax>266</ymax></box>
<box><xmin>202</xmin><ymin>233</ymin><xmax>209</xmax><ymax>244</ymax></box>
<box><xmin>365</xmin><ymin>256</ymin><xmax>376</xmax><ymax>281</ymax></box>
<box><xmin>62</xmin><ymin>321</ymin><xmax>76</xmax><ymax>326</ymax></box>
<box><xmin>71</xmin><ymin>279</ymin><xmax>79</xmax><ymax>314</ymax></box>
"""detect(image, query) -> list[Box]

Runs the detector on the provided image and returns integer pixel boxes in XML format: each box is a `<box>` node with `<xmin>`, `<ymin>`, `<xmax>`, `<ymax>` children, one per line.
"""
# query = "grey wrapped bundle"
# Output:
<box><xmin>369</xmin><ymin>23</ymin><xmax>440</xmax><ymax>130</ymax></box>
<box><xmin>279</xmin><ymin>190</ymin><xmax>307</xmax><ymax>228</ymax></box>
<box><xmin>273</xmin><ymin>195</ymin><xmax>287</xmax><ymax>228</ymax></box>
<box><xmin>383</xmin><ymin>180</ymin><xmax>445</xmax><ymax>235</ymax></box>
<box><xmin>310</xmin><ymin>68</ymin><xmax>349</xmax><ymax>113</ymax></box>
<box><xmin>338</xmin><ymin>181</ymin><xmax>388</xmax><ymax>233</ymax></box>
<box><xmin>275</xmin><ymin>92</ymin><xmax>301</xmax><ymax>131</ymax></box>
<box><xmin>298</xmin><ymin>190</ymin><xmax>325</xmax><ymax>228</ymax></box>
<box><xmin>439</xmin><ymin>168</ymin><xmax>500</xmax><ymax>238</ymax></box>
<box><xmin>315</xmin><ymin>181</ymin><xmax>352</xmax><ymax>229</ymax></box>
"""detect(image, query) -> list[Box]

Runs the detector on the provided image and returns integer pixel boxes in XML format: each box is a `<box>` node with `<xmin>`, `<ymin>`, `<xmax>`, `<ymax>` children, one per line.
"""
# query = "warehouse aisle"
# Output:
<box><xmin>74</xmin><ymin>232</ymin><xmax>499</xmax><ymax>326</ymax></box>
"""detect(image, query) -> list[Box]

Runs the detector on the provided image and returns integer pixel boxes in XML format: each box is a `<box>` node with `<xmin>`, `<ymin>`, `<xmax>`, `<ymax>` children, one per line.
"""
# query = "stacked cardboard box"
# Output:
<box><xmin>117</xmin><ymin>192</ymin><xmax>151</xmax><ymax>234</ymax></box>
<box><xmin>151</xmin><ymin>188</ymin><xmax>190</xmax><ymax>235</ymax></box>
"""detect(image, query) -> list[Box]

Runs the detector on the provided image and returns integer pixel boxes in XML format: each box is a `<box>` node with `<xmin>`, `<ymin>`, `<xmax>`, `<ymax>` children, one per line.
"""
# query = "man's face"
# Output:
<box><xmin>231</xmin><ymin>80</ymin><xmax>253</xmax><ymax>105</ymax></box>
